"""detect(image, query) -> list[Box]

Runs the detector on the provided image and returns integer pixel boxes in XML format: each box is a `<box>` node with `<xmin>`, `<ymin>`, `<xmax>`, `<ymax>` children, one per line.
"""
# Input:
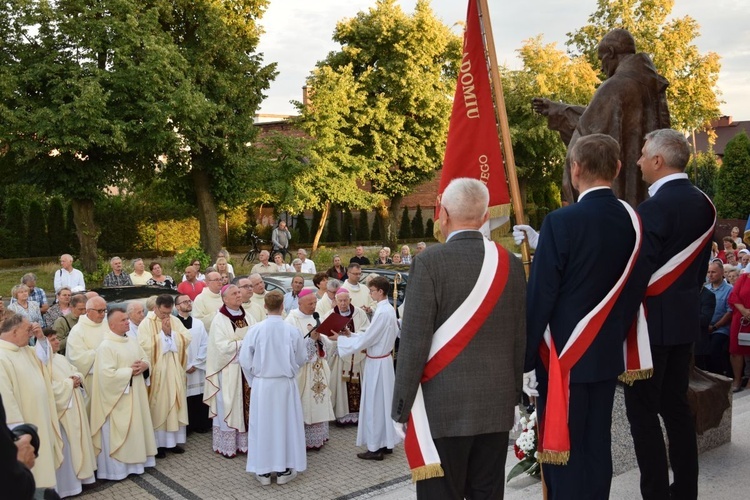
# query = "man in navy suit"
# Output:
<box><xmin>525</xmin><ymin>134</ymin><xmax>641</xmax><ymax>499</ymax></box>
<box><xmin>624</xmin><ymin>129</ymin><xmax>715</xmax><ymax>500</ymax></box>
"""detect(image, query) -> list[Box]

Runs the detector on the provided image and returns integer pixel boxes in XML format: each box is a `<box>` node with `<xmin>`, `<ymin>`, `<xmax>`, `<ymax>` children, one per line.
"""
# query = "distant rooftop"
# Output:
<box><xmin>694</xmin><ymin>116</ymin><xmax>750</xmax><ymax>156</ymax></box>
<box><xmin>254</xmin><ymin>113</ymin><xmax>294</xmax><ymax>124</ymax></box>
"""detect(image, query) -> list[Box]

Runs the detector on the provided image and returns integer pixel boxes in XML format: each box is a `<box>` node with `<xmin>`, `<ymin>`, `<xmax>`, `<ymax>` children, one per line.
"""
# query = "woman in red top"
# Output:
<box><xmin>728</xmin><ymin>272</ymin><xmax>750</xmax><ymax>391</ymax></box>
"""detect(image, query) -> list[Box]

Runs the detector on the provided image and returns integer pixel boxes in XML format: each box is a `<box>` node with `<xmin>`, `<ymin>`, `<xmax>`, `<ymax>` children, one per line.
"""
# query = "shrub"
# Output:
<box><xmin>47</xmin><ymin>198</ymin><xmax>68</xmax><ymax>256</ymax></box>
<box><xmin>411</xmin><ymin>204</ymin><xmax>424</xmax><ymax>238</ymax></box>
<box><xmin>27</xmin><ymin>200</ymin><xmax>50</xmax><ymax>257</ymax></box>
<box><xmin>295</xmin><ymin>213</ymin><xmax>310</xmax><ymax>243</ymax></box>
<box><xmin>174</xmin><ymin>247</ymin><xmax>211</xmax><ymax>275</ymax></box>
<box><xmin>398</xmin><ymin>206</ymin><xmax>411</xmax><ymax>240</ymax></box>
<box><xmin>357</xmin><ymin>209</ymin><xmax>370</xmax><ymax>241</ymax></box>
<box><xmin>425</xmin><ymin>218</ymin><xmax>434</xmax><ymax>239</ymax></box>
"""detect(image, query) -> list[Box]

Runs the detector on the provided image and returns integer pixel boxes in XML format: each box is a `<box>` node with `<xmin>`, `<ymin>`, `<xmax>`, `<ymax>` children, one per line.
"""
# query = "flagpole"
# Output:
<box><xmin>476</xmin><ymin>0</ymin><xmax>531</xmax><ymax>276</ymax></box>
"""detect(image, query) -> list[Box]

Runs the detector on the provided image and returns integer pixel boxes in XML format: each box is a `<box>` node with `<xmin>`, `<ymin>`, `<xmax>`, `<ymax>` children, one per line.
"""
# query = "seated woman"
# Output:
<box><xmin>146</xmin><ymin>262</ymin><xmax>177</xmax><ymax>289</ymax></box>
<box><xmin>326</xmin><ymin>255</ymin><xmax>347</xmax><ymax>281</ymax></box>
<box><xmin>44</xmin><ymin>287</ymin><xmax>72</xmax><ymax>327</ymax></box>
<box><xmin>292</xmin><ymin>258</ymin><xmax>303</xmax><ymax>273</ymax></box>
<box><xmin>215</xmin><ymin>257</ymin><xmax>235</xmax><ymax>284</ymax></box>
<box><xmin>374</xmin><ymin>248</ymin><xmax>392</xmax><ymax>265</ymax></box>
<box><xmin>274</xmin><ymin>252</ymin><xmax>294</xmax><ymax>272</ymax></box>
<box><xmin>215</xmin><ymin>249</ymin><xmax>235</xmax><ymax>276</ymax></box>
<box><xmin>400</xmin><ymin>245</ymin><xmax>412</xmax><ymax>265</ymax></box>
<box><xmin>7</xmin><ymin>284</ymin><xmax>43</xmax><ymax>328</ymax></box>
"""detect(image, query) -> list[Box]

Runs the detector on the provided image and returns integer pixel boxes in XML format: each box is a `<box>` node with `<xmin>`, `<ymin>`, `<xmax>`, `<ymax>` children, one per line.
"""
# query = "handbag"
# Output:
<box><xmin>739</xmin><ymin>318</ymin><xmax>750</xmax><ymax>346</ymax></box>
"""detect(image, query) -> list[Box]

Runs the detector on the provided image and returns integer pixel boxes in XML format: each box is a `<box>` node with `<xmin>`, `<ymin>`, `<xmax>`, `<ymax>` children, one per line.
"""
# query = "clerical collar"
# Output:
<box><xmin>225</xmin><ymin>307</ymin><xmax>242</xmax><ymax>315</ymax></box>
<box><xmin>176</xmin><ymin>314</ymin><xmax>192</xmax><ymax>329</ymax></box>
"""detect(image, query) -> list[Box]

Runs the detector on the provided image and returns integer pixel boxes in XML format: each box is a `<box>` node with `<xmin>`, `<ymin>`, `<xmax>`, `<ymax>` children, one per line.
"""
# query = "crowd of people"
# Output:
<box><xmin>0</xmin><ymin>239</ymin><xmax>429</xmax><ymax>497</ymax></box>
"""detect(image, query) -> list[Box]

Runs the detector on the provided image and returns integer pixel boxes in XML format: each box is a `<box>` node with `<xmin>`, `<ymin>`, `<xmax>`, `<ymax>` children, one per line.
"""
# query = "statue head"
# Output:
<box><xmin>597</xmin><ymin>29</ymin><xmax>636</xmax><ymax>78</ymax></box>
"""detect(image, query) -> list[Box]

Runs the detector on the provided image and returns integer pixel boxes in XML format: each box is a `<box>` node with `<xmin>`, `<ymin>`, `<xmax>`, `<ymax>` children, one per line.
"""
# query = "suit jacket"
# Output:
<box><xmin>391</xmin><ymin>231</ymin><xmax>526</xmax><ymax>439</ymax></box>
<box><xmin>526</xmin><ymin>189</ymin><xmax>639</xmax><ymax>383</ymax></box>
<box><xmin>0</xmin><ymin>394</ymin><xmax>36</xmax><ymax>499</ymax></box>
<box><xmin>627</xmin><ymin>178</ymin><xmax>715</xmax><ymax>346</ymax></box>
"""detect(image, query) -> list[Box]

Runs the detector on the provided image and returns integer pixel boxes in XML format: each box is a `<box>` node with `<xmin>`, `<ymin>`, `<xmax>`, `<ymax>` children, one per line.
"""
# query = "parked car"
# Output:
<box><xmin>260</xmin><ymin>273</ymin><xmax>316</xmax><ymax>294</ymax></box>
<box><xmin>92</xmin><ymin>285</ymin><xmax>180</xmax><ymax>311</ymax></box>
<box><xmin>360</xmin><ymin>266</ymin><xmax>409</xmax><ymax>309</ymax></box>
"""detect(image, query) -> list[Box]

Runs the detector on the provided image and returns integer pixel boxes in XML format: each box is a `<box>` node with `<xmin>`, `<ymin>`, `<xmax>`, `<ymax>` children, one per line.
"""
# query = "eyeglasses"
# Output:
<box><xmin>238</xmin><ymin>285</ymin><xmax>252</xmax><ymax>289</ymax></box>
<box><xmin>176</xmin><ymin>300</ymin><xmax>192</xmax><ymax>306</ymax></box>
<box><xmin>88</xmin><ymin>308</ymin><xmax>107</xmax><ymax>314</ymax></box>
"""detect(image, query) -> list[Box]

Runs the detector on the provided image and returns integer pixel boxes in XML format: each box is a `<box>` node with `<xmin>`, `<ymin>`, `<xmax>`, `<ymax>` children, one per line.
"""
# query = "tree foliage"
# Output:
<box><xmin>357</xmin><ymin>209</ymin><xmax>370</xmax><ymax>241</ymax></box>
<box><xmin>3</xmin><ymin>198</ymin><xmax>25</xmax><ymax>258</ymax></box>
<box><xmin>411</xmin><ymin>205</ymin><xmax>424</xmax><ymax>238</ymax></box>
<box><xmin>502</xmin><ymin>37</ymin><xmax>598</xmax><ymax>212</ymax></box>
<box><xmin>714</xmin><ymin>132</ymin><xmax>750</xmax><ymax>219</ymax></box>
<box><xmin>687</xmin><ymin>151</ymin><xmax>719</xmax><ymax>199</ymax></box>
<box><xmin>27</xmin><ymin>200</ymin><xmax>49</xmax><ymax>257</ymax></box>
<box><xmin>47</xmin><ymin>198</ymin><xmax>69</xmax><ymax>256</ymax></box>
<box><xmin>566</xmin><ymin>0</ymin><xmax>721</xmax><ymax>132</ymax></box>
<box><xmin>398</xmin><ymin>206</ymin><xmax>412</xmax><ymax>240</ymax></box>
<box><xmin>309</xmin><ymin>0</ymin><xmax>461</xmax><ymax>243</ymax></box>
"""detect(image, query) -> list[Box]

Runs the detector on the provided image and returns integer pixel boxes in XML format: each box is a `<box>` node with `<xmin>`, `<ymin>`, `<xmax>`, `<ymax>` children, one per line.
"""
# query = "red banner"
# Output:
<box><xmin>437</xmin><ymin>0</ymin><xmax>510</xmax><ymax>239</ymax></box>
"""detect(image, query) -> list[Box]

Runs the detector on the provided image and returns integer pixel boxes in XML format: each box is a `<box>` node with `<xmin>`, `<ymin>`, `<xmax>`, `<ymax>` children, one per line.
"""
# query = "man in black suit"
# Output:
<box><xmin>1</xmin><ymin>394</ymin><xmax>36</xmax><ymax>499</ymax></box>
<box><xmin>525</xmin><ymin>134</ymin><xmax>641</xmax><ymax>499</ymax></box>
<box><xmin>624</xmin><ymin>128</ymin><xmax>715</xmax><ymax>500</ymax></box>
<box><xmin>392</xmin><ymin>178</ymin><xmax>526</xmax><ymax>499</ymax></box>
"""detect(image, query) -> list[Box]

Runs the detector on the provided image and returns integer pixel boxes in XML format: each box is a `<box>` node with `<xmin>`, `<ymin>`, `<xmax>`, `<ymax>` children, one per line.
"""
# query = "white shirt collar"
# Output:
<box><xmin>648</xmin><ymin>173</ymin><xmax>688</xmax><ymax>197</ymax></box>
<box><xmin>576</xmin><ymin>186</ymin><xmax>611</xmax><ymax>202</ymax></box>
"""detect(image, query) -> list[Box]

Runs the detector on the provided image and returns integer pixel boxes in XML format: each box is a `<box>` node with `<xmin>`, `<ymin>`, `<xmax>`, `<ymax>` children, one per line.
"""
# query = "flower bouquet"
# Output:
<box><xmin>507</xmin><ymin>406</ymin><xmax>541</xmax><ymax>482</ymax></box>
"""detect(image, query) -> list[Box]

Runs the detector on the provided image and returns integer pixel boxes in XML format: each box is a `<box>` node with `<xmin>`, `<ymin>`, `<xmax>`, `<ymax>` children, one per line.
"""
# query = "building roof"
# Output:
<box><xmin>694</xmin><ymin>116</ymin><xmax>750</xmax><ymax>156</ymax></box>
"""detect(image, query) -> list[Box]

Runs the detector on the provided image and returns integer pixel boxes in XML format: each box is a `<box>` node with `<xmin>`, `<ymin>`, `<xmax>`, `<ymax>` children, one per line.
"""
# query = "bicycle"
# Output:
<box><xmin>242</xmin><ymin>233</ymin><xmax>266</xmax><ymax>266</ymax></box>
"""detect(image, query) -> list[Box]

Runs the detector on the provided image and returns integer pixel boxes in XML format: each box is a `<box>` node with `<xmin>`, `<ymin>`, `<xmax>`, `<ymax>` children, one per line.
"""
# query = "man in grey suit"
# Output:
<box><xmin>392</xmin><ymin>178</ymin><xmax>526</xmax><ymax>499</ymax></box>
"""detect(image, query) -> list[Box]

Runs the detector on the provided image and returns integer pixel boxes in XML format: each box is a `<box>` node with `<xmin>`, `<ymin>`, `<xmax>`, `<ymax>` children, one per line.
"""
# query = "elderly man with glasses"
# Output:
<box><xmin>66</xmin><ymin>296</ymin><xmax>109</xmax><ymax>414</ymax></box>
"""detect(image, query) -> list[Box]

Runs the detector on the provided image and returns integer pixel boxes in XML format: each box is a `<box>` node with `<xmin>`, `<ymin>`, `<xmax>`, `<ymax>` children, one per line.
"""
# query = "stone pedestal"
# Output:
<box><xmin>611</xmin><ymin>382</ymin><xmax>733</xmax><ymax>475</ymax></box>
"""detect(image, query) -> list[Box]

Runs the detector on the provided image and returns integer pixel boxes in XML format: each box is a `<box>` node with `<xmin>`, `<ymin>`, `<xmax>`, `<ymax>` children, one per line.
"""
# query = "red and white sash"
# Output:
<box><xmin>620</xmin><ymin>192</ymin><xmax>717</xmax><ymax>383</ymax></box>
<box><xmin>404</xmin><ymin>238</ymin><xmax>509</xmax><ymax>481</ymax></box>
<box><xmin>537</xmin><ymin>200</ymin><xmax>641</xmax><ymax>464</ymax></box>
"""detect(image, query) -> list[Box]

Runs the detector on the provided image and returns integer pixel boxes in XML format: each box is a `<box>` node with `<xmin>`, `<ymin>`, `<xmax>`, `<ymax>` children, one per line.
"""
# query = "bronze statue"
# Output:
<box><xmin>533</xmin><ymin>29</ymin><xmax>670</xmax><ymax>207</ymax></box>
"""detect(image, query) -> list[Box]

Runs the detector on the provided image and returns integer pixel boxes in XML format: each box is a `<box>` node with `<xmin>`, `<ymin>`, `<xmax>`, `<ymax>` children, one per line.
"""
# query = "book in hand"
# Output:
<box><xmin>317</xmin><ymin>312</ymin><xmax>352</xmax><ymax>336</ymax></box>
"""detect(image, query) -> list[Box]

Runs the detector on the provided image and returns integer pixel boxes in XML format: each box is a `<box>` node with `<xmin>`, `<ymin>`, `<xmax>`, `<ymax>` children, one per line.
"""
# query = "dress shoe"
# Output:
<box><xmin>378</xmin><ymin>447</ymin><xmax>393</xmax><ymax>455</ymax></box>
<box><xmin>170</xmin><ymin>445</ymin><xmax>185</xmax><ymax>454</ymax></box>
<box><xmin>156</xmin><ymin>448</ymin><xmax>167</xmax><ymax>459</ymax></box>
<box><xmin>357</xmin><ymin>450</ymin><xmax>384</xmax><ymax>461</ymax></box>
<box><xmin>276</xmin><ymin>468</ymin><xmax>298</xmax><ymax>485</ymax></box>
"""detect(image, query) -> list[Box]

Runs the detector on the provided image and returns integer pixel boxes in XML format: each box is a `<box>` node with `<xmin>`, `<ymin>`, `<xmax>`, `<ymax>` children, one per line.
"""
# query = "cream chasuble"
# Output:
<box><xmin>137</xmin><ymin>315</ymin><xmax>191</xmax><ymax>434</ymax></box>
<box><xmin>90</xmin><ymin>331</ymin><xmax>157</xmax><ymax>464</ymax></box>
<box><xmin>0</xmin><ymin>339</ymin><xmax>63</xmax><ymax>489</ymax></box>
<box><xmin>65</xmin><ymin>315</ymin><xmax>108</xmax><ymax>412</ymax></box>
<box><xmin>192</xmin><ymin>289</ymin><xmax>223</xmax><ymax>331</ymax></box>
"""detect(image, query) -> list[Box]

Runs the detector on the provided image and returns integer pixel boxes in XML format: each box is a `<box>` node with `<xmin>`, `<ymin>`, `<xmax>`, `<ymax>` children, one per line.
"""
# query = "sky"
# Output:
<box><xmin>255</xmin><ymin>0</ymin><xmax>750</xmax><ymax>121</ymax></box>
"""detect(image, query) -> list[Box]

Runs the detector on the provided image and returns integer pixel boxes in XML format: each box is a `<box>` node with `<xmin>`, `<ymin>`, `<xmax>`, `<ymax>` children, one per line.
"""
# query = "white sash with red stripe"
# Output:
<box><xmin>538</xmin><ymin>200</ymin><xmax>641</xmax><ymax>464</ymax></box>
<box><xmin>620</xmin><ymin>191</ymin><xmax>716</xmax><ymax>383</ymax></box>
<box><xmin>403</xmin><ymin>238</ymin><xmax>509</xmax><ymax>481</ymax></box>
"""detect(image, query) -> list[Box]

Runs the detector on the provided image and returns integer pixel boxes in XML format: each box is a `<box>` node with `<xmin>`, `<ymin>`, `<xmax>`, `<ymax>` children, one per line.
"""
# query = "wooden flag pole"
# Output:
<box><xmin>477</xmin><ymin>0</ymin><xmax>532</xmax><ymax>277</ymax></box>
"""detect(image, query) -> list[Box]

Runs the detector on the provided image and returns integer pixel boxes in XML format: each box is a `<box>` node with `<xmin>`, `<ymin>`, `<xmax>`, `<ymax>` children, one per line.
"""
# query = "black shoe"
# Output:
<box><xmin>156</xmin><ymin>448</ymin><xmax>167</xmax><ymax>459</ymax></box>
<box><xmin>195</xmin><ymin>427</ymin><xmax>211</xmax><ymax>434</ymax></box>
<box><xmin>357</xmin><ymin>450</ymin><xmax>384</xmax><ymax>461</ymax></box>
<box><xmin>170</xmin><ymin>445</ymin><xmax>185</xmax><ymax>454</ymax></box>
<box><xmin>378</xmin><ymin>447</ymin><xmax>393</xmax><ymax>455</ymax></box>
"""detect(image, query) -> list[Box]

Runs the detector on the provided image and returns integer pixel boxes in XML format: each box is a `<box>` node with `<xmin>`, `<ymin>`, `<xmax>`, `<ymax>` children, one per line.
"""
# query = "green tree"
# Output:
<box><xmin>325</xmin><ymin>208</ymin><xmax>341</xmax><ymax>243</ymax></box>
<box><xmin>66</xmin><ymin>204</ymin><xmax>78</xmax><ymax>254</ymax></box>
<box><xmin>154</xmin><ymin>0</ymin><xmax>277</xmax><ymax>258</ymax></box>
<box><xmin>370</xmin><ymin>214</ymin><xmax>382</xmax><ymax>242</ymax></box>
<box><xmin>398</xmin><ymin>206</ymin><xmax>411</xmax><ymax>240</ymax></box>
<box><xmin>425</xmin><ymin>218</ymin><xmax>434</xmax><ymax>240</ymax></box>
<box><xmin>3</xmin><ymin>198</ymin><xmax>25</xmax><ymax>258</ymax></box>
<box><xmin>357</xmin><ymin>209</ymin><xmax>370</xmax><ymax>242</ymax></box>
<box><xmin>503</xmin><ymin>37</ymin><xmax>599</xmax><ymax>214</ymax></box>
<box><xmin>566</xmin><ymin>0</ymin><xmax>721</xmax><ymax>133</ymax></box>
<box><xmin>342</xmin><ymin>209</ymin><xmax>354</xmax><ymax>244</ymax></box>
<box><xmin>714</xmin><ymin>132</ymin><xmax>750</xmax><ymax>219</ymax></box>
<box><xmin>47</xmin><ymin>198</ymin><xmax>68</xmax><ymax>256</ymax></box>
<box><xmin>27</xmin><ymin>200</ymin><xmax>50</xmax><ymax>257</ymax></box>
<box><xmin>295</xmin><ymin>213</ymin><xmax>310</xmax><ymax>244</ymax></box>
<box><xmin>311</xmin><ymin>0</ymin><xmax>461</xmax><ymax>245</ymax></box>
<box><xmin>688</xmin><ymin>151</ymin><xmax>719</xmax><ymax>199</ymax></box>
<box><xmin>411</xmin><ymin>204</ymin><xmax>424</xmax><ymax>238</ymax></box>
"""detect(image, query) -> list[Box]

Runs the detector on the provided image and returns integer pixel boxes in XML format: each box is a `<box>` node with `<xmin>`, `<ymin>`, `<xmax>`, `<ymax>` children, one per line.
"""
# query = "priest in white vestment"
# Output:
<box><xmin>343</xmin><ymin>263</ymin><xmax>377</xmax><ymax>314</ymax></box>
<box><xmin>333</xmin><ymin>276</ymin><xmax>401</xmax><ymax>460</ymax></box>
<box><xmin>325</xmin><ymin>288</ymin><xmax>370</xmax><ymax>425</ymax></box>
<box><xmin>45</xmin><ymin>329</ymin><xmax>96</xmax><ymax>497</ymax></box>
<box><xmin>239</xmin><ymin>291</ymin><xmax>307</xmax><ymax>486</ymax></box>
<box><xmin>65</xmin><ymin>296</ymin><xmax>109</xmax><ymax>413</ymax></box>
<box><xmin>175</xmin><ymin>293</ymin><xmax>211</xmax><ymax>434</ymax></box>
<box><xmin>315</xmin><ymin>278</ymin><xmax>339</xmax><ymax>317</ymax></box>
<box><xmin>285</xmin><ymin>289</ymin><xmax>335</xmax><ymax>449</ymax></box>
<box><xmin>192</xmin><ymin>271</ymin><xmax>224</xmax><ymax>331</ymax></box>
<box><xmin>245</xmin><ymin>273</ymin><xmax>268</xmax><ymax>323</ymax></box>
<box><xmin>204</xmin><ymin>284</ymin><xmax>254</xmax><ymax>457</ymax></box>
<box><xmin>90</xmin><ymin>309</ymin><xmax>156</xmax><ymax>480</ymax></box>
<box><xmin>0</xmin><ymin>315</ymin><xmax>63</xmax><ymax>489</ymax></box>
<box><xmin>137</xmin><ymin>294</ymin><xmax>191</xmax><ymax>457</ymax></box>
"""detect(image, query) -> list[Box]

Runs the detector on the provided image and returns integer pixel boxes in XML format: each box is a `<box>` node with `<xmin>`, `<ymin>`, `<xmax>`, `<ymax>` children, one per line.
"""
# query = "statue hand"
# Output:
<box><xmin>531</xmin><ymin>97</ymin><xmax>551</xmax><ymax>116</ymax></box>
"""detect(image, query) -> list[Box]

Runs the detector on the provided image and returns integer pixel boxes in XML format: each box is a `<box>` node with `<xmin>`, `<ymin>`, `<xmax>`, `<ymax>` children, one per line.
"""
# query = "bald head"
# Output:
<box><xmin>206</xmin><ymin>271</ymin><xmax>222</xmax><ymax>293</ymax></box>
<box><xmin>85</xmin><ymin>296</ymin><xmax>107</xmax><ymax>323</ymax></box>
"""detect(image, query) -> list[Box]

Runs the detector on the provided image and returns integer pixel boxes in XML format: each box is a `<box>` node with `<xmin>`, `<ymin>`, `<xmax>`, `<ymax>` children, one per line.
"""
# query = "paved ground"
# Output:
<box><xmin>80</xmin><ymin>391</ymin><xmax>750</xmax><ymax>500</ymax></box>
